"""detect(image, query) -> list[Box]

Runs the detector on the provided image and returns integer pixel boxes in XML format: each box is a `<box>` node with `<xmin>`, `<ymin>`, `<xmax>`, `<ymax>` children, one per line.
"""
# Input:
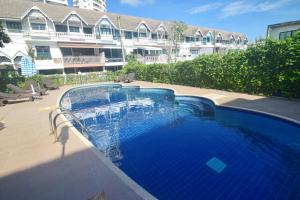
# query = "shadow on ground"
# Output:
<box><xmin>0</xmin><ymin>126</ymin><xmax>143</xmax><ymax>200</ymax></box>
<box><xmin>220</xmin><ymin>97</ymin><xmax>300</xmax><ymax>122</ymax></box>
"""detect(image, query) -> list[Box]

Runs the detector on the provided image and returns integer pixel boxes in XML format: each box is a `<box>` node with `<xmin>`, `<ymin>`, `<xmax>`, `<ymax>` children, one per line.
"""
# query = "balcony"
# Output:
<box><xmin>136</xmin><ymin>55</ymin><xmax>168</xmax><ymax>64</ymax></box>
<box><xmin>56</xmin><ymin>32</ymin><xmax>96</xmax><ymax>41</ymax></box>
<box><xmin>63</xmin><ymin>56</ymin><xmax>105</xmax><ymax>68</ymax></box>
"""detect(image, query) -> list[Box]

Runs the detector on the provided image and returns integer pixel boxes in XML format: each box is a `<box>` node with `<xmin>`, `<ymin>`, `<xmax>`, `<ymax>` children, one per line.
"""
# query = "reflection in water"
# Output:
<box><xmin>62</xmin><ymin>87</ymin><xmax>218</xmax><ymax>162</ymax></box>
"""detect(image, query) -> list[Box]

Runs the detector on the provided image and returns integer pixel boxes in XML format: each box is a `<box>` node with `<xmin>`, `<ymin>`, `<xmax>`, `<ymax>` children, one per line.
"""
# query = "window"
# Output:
<box><xmin>133</xmin><ymin>32</ymin><xmax>138</xmax><ymax>38</ymax></box>
<box><xmin>31</xmin><ymin>23</ymin><xmax>46</xmax><ymax>31</ymax></box>
<box><xmin>203</xmin><ymin>36</ymin><xmax>211</xmax><ymax>44</ymax></box>
<box><xmin>138</xmin><ymin>24</ymin><xmax>149</xmax><ymax>38</ymax></box>
<box><xmin>69</xmin><ymin>26</ymin><xmax>80</xmax><ymax>33</ymax></box>
<box><xmin>100</xmin><ymin>19</ymin><xmax>112</xmax><ymax>35</ymax></box>
<box><xmin>185</xmin><ymin>37</ymin><xmax>195</xmax><ymax>43</ymax></box>
<box><xmin>152</xmin><ymin>33</ymin><xmax>158</xmax><ymax>40</ymax></box>
<box><xmin>125</xmin><ymin>31</ymin><xmax>133</xmax><ymax>39</ymax></box>
<box><xmin>279</xmin><ymin>30</ymin><xmax>298</xmax><ymax>40</ymax></box>
<box><xmin>113</xmin><ymin>30</ymin><xmax>120</xmax><ymax>39</ymax></box>
<box><xmin>55</xmin><ymin>25</ymin><xmax>67</xmax><ymax>32</ymax></box>
<box><xmin>216</xmin><ymin>37</ymin><xmax>222</xmax><ymax>43</ymax></box>
<box><xmin>6</xmin><ymin>21</ymin><xmax>22</xmax><ymax>32</ymax></box>
<box><xmin>206</xmin><ymin>36</ymin><xmax>211</xmax><ymax>43</ymax></box>
<box><xmin>139</xmin><ymin>32</ymin><xmax>147</xmax><ymax>38</ymax></box>
<box><xmin>36</xmin><ymin>46</ymin><xmax>52</xmax><ymax>60</ymax></box>
<box><xmin>83</xmin><ymin>27</ymin><xmax>92</xmax><ymax>34</ymax></box>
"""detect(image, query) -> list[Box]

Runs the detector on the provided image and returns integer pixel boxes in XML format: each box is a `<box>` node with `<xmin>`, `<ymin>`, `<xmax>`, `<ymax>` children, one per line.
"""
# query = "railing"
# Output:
<box><xmin>106</xmin><ymin>58</ymin><xmax>123</xmax><ymax>63</ymax></box>
<box><xmin>49</xmin><ymin>108</ymin><xmax>89</xmax><ymax>142</ymax></box>
<box><xmin>136</xmin><ymin>55</ymin><xmax>168</xmax><ymax>64</ymax></box>
<box><xmin>63</xmin><ymin>56</ymin><xmax>104</xmax><ymax>64</ymax></box>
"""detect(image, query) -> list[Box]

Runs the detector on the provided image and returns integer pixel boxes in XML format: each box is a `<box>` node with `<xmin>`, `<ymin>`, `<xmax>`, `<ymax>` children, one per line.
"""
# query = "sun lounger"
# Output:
<box><xmin>114</xmin><ymin>74</ymin><xmax>126</xmax><ymax>83</ymax></box>
<box><xmin>124</xmin><ymin>73</ymin><xmax>136</xmax><ymax>83</ymax></box>
<box><xmin>0</xmin><ymin>122</ymin><xmax>4</xmax><ymax>131</ymax></box>
<box><xmin>43</xmin><ymin>78</ymin><xmax>59</xmax><ymax>90</ymax></box>
<box><xmin>6</xmin><ymin>84</ymin><xmax>32</xmax><ymax>94</ymax></box>
<box><xmin>25</xmin><ymin>80</ymin><xmax>47</xmax><ymax>95</ymax></box>
<box><xmin>0</xmin><ymin>92</ymin><xmax>34</xmax><ymax>104</ymax></box>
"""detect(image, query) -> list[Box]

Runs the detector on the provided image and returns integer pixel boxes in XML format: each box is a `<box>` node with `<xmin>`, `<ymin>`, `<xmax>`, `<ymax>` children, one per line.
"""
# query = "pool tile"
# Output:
<box><xmin>206</xmin><ymin>157</ymin><xmax>227</xmax><ymax>173</ymax></box>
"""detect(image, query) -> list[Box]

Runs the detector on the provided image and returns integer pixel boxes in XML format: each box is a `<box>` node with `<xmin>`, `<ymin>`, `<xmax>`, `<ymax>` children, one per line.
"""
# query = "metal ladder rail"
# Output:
<box><xmin>49</xmin><ymin>108</ymin><xmax>89</xmax><ymax>142</ymax></box>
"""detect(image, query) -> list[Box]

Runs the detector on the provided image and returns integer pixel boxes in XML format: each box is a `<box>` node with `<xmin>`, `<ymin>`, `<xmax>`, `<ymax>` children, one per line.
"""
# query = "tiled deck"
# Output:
<box><xmin>0</xmin><ymin>81</ymin><xmax>299</xmax><ymax>200</ymax></box>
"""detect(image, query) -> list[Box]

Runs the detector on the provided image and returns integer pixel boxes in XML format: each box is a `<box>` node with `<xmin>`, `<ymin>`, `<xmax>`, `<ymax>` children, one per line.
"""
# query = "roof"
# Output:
<box><xmin>0</xmin><ymin>0</ymin><xmax>247</xmax><ymax>40</ymax></box>
<box><xmin>268</xmin><ymin>20</ymin><xmax>300</xmax><ymax>28</ymax></box>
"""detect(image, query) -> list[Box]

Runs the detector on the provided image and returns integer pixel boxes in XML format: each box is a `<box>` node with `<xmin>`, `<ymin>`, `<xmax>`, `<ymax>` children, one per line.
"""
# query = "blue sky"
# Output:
<box><xmin>69</xmin><ymin>0</ymin><xmax>300</xmax><ymax>41</ymax></box>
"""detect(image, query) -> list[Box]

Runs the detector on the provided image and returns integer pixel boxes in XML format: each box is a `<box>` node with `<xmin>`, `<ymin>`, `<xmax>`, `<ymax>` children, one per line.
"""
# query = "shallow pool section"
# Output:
<box><xmin>60</xmin><ymin>85</ymin><xmax>300</xmax><ymax>200</ymax></box>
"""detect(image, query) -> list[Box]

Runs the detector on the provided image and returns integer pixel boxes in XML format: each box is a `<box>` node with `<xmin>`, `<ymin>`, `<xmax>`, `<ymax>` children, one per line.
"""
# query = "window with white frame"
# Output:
<box><xmin>195</xmin><ymin>32</ymin><xmax>202</xmax><ymax>42</ymax></box>
<box><xmin>125</xmin><ymin>31</ymin><xmax>133</xmax><ymax>39</ymax></box>
<box><xmin>83</xmin><ymin>27</ymin><xmax>92</xmax><ymax>34</ymax></box>
<box><xmin>216</xmin><ymin>35</ymin><xmax>222</xmax><ymax>43</ymax></box>
<box><xmin>6</xmin><ymin>21</ymin><xmax>22</xmax><ymax>33</ymax></box>
<box><xmin>31</xmin><ymin>23</ymin><xmax>46</xmax><ymax>31</ymax></box>
<box><xmin>55</xmin><ymin>24</ymin><xmax>68</xmax><ymax>32</ymax></box>
<box><xmin>36</xmin><ymin>46</ymin><xmax>52</xmax><ymax>60</ymax></box>
<box><xmin>100</xmin><ymin>19</ymin><xmax>112</xmax><ymax>35</ymax></box>
<box><xmin>138</xmin><ymin>23</ymin><xmax>149</xmax><ymax>38</ymax></box>
<box><xmin>157</xmin><ymin>26</ymin><xmax>167</xmax><ymax>40</ymax></box>
<box><xmin>69</xmin><ymin>26</ymin><xmax>80</xmax><ymax>33</ymax></box>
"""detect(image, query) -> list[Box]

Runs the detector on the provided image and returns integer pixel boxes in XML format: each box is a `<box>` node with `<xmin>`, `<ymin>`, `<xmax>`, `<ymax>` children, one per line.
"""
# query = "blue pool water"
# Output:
<box><xmin>60</xmin><ymin>85</ymin><xmax>300</xmax><ymax>200</ymax></box>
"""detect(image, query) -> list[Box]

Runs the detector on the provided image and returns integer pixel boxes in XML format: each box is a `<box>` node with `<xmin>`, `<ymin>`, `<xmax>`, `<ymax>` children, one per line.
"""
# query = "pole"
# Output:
<box><xmin>117</xmin><ymin>16</ymin><xmax>126</xmax><ymax>65</ymax></box>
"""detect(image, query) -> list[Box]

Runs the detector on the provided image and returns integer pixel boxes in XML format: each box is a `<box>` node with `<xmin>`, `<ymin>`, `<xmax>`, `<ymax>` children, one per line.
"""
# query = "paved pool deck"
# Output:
<box><xmin>0</xmin><ymin>81</ymin><xmax>300</xmax><ymax>200</ymax></box>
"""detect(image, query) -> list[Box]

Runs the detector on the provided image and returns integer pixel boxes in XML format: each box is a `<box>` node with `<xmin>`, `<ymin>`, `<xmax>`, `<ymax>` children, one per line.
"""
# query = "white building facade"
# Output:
<box><xmin>267</xmin><ymin>20</ymin><xmax>300</xmax><ymax>40</ymax></box>
<box><xmin>73</xmin><ymin>0</ymin><xmax>106</xmax><ymax>12</ymax></box>
<box><xmin>0</xmin><ymin>0</ymin><xmax>247</xmax><ymax>74</ymax></box>
<box><xmin>33</xmin><ymin>0</ymin><xmax>106</xmax><ymax>12</ymax></box>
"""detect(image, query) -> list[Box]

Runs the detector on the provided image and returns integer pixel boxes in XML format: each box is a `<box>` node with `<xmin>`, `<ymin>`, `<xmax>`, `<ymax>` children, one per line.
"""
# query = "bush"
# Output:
<box><xmin>122</xmin><ymin>32</ymin><xmax>300</xmax><ymax>98</ymax></box>
<box><xmin>0</xmin><ymin>71</ymin><xmax>117</xmax><ymax>92</ymax></box>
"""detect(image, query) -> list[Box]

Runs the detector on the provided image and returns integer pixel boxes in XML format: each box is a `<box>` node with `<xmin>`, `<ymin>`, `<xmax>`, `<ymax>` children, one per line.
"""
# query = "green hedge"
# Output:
<box><xmin>0</xmin><ymin>71</ymin><xmax>118</xmax><ymax>92</ymax></box>
<box><xmin>123</xmin><ymin>32</ymin><xmax>300</xmax><ymax>98</ymax></box>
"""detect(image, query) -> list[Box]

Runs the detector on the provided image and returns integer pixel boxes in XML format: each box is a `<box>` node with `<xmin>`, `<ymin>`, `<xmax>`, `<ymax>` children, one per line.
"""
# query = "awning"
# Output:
<box><xmin>58</xmin><ymin>42</ymin><xmax>102</xmax><ymax>48</ymax></box>
<box><xmin>135</xmin><ymin>47</ymin><xmax>163</xmax><ymax>51</ymax></box>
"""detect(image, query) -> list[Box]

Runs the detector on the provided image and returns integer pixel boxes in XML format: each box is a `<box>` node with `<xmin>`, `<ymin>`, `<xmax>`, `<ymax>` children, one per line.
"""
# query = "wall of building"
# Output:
<box><xmin>268</xmin><ymin>23</ymin><xmax>300</xmax><ymax>39</ymax></box>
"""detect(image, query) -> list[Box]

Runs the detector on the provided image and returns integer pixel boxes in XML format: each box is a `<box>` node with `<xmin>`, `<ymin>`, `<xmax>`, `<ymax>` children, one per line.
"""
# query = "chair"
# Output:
<box><xmin>43</xmin><ymin>78</ymin><xmax>59</xmax><ymax>90</ymax></box>
<box><xmin>25</xmin><ymin>80</ymin><xmax>48</xmax><ymax>95</ymax></box>
<box><xmin>0</xmin><ymin>92</ymin><xmax>35</xmax><ymax>104</ymax></box>
<box><xmin>6</xmin><ymin>84</ymin><xmax>32</xmax><ymax>94</ymax></box>
<box><xmin>114</xmin><ymin>74</ymin><xmax>126</xmax><ymax>83</ymax></box>
<box><xmin>124</xmin><ymin>73</ymin><xmax>136</xmax><ymax>83</ymax></box>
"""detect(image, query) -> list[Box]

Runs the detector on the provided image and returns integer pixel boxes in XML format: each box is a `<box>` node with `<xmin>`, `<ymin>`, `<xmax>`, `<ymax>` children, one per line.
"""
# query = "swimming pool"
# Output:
<box><xmin>60</xmin><ymin>84</ymin><xmax>300</xmax><ymax>200</ymax></box>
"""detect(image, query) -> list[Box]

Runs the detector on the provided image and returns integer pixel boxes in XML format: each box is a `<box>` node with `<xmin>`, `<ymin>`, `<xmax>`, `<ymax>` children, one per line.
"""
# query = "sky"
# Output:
<box><xmin>69</xmin><ymin>0</ymin><xmax>300</xmax><ymax>41</ymax></box>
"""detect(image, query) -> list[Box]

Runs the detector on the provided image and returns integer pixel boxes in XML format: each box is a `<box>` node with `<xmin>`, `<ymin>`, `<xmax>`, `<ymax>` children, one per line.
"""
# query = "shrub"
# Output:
<box><xmin>122</xmin><ymin>32</ymin><xmax>300</xmax><ymax>98</ymax></box>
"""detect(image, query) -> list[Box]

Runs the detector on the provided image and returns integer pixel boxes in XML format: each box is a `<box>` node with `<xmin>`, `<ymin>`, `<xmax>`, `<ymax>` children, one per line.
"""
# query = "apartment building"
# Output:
<box><xmin>32</xmin><ymin>0</ymin><xmax>107</xmax><ymax>12</ymax></box>
<box><xmin>73</xmin><ymin>0</ymin><xmax>106</xmax><ymax>12</ymax></box>
<box><xmin>0</xmin><ymin>0</ymin><xmax>247</xmax><ymax>74</ymax></box>
<box><xmin>267</xmin><ymin>20</ymin><xmax>300</xmax><ymax>40</ymax></box>
<box><xmin>32</xmin><ymin>0</ymin><xmax>68</xmax><ymax>6</ymax></box>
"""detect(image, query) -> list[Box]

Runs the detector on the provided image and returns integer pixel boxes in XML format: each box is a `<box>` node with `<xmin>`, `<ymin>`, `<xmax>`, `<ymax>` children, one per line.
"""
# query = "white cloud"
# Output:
<box><xmin>221</xmin><ymin>0</ymin><xmax>291</xmax><ymax>18</ymax></box>
<box><xmin>189</xmin><ymin>3</ymin><xmax>223</xmax><ymax>15</ymax></box>
<box><xmin>119</xmin><ymin>0</ymin><xmax>155</xmax><ymax>7</ymax></box>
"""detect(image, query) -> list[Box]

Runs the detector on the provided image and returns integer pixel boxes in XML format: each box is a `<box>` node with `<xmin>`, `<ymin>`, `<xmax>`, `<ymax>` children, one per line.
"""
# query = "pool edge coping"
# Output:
<box><xmin>57</xmin><ymin>82</ymin><xmax>300</xmax><ymax>200</ymax></box>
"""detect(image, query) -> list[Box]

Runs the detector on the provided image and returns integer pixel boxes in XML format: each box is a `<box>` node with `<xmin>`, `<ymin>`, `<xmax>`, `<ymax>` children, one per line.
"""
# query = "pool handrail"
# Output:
<box><xmin>49</xmin><ymin>107</ymin><xmax>89</xmax><ymax>142</ymax></box>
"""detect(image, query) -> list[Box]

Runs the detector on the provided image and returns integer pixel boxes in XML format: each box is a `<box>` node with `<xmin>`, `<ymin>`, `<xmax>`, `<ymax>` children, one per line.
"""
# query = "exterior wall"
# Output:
<box><xmin>26</xmin><ymin>41</ymin><xmax>64</xmax><ymax>70</ymax></box>
<box><xmin>268</xmin><ymin>22</ymin><xmax>300</xmax><ymax>40</ymax></box>
<box><xmin>73</xmin><ymin>0</ymin><xmax>106</xmax><ymax>12</ymax></box>
<box><xmin>0</xmin><ymin>8</ymin><xmax>247</xmax><ymax>74</ymax></box>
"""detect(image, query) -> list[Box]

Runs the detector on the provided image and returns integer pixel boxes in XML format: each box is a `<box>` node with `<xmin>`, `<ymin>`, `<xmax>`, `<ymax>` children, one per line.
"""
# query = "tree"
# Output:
<box><xmin>0</xmin><ymin>24</ymin><xmax>11</xmax><ymax>47</ymax></box>
<box><xmin>27</xmin><ymin>46</ymin><xmax>36</xmax><ymax>63</ymax></box>
<box><xmin>166</xmin><ymin>21</ymin><xmax>187</xmax><ymax>63</ymax></box>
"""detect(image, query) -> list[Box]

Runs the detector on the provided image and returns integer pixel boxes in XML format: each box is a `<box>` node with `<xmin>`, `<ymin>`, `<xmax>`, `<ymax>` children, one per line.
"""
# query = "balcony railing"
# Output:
<box><xmin>136</xmin><ymin>55</ymin><xmax>168</xmax><ymax>64</ymax></box>
<box><xmin>63</xmin><ymin>56</ymin><xmax>104</xmax><ymax>65</ymax></box>
<box><xmin>106</xmin><ymin>58</ymin><xmax>123</xmax><ymax>63</ymax></box>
